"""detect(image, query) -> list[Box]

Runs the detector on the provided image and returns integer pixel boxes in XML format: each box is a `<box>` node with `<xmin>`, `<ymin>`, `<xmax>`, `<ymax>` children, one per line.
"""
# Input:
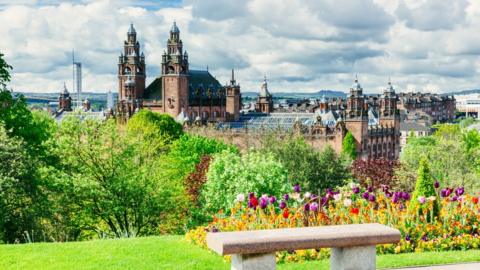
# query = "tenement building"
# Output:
<box><xmin>397</xmin><ymin>92</ymin><xmax>455</xmax><ymax>123</ymax></box>
<box><xmin>116</xmin><ymin>22</ymin><xmax>241</xmax><ymax>122</ymax></box>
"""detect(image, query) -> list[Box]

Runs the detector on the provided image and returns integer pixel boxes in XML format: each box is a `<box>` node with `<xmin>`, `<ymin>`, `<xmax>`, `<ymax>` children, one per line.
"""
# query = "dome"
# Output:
<box><xmin>171</xmin><ymin>21</ymin><xmax>179</xmax><ymax>33</ymax></box>
<box><xmin>351</xmin><ymin>79</ymin><xmax>362</xmax><ymax>90</ymax></box>
<box><xmin>259</xmin><ymin>75</ymin><xmax>271</xmax><ymax>97</ymax></box>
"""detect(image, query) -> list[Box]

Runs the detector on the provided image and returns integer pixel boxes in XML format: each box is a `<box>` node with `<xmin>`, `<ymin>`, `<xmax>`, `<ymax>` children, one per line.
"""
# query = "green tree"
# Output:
<box><xmin>0</xmin><ymin>125</ymin><xmax>38</xmax><ymax>243</ymax></box>
<box><xmin>261</xmin><ymin>133</ymin><xmax>350</xmax><ymax>192</ymax></box>
<box><xmin>342</xmin><ymin>131</ymin><xmax>356</xmax><ymax>160</ymax></box>
<box><xmin>0</xmin><ymin>52</ymin><xmax>12</xmax><ymax>88</ymax></box>
<box><xmin>410</xmin><ymin>158</ymin><xmax>439</xmax><ymax>217</ymax></box>
<box><xmin>53</xmin><ymin>117</ymin><xmax>182</xmax><ymax>237</ymax></box>
<box><xmin>202</xmin><ymin>151</ymin><xmax>289</xmax><ymax>213</ymax></box>
<box><xmin>127</xmin><ymin>109</ymin><xmax>183</xmax><ymax>151</ymax></box>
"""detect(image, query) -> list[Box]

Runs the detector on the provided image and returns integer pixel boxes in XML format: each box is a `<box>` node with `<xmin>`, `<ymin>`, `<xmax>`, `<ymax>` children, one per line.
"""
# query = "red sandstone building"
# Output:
<box><xmin>116</xmin><ymin>23</ymin><xmax>241</xmax><ymax>122</ymax></box>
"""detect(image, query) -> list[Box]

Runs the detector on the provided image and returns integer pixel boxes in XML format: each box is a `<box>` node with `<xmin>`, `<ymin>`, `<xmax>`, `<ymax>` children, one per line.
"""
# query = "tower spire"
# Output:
<box><xmin>230</xmin><ymin>69</ymin><xmax>236</xmax><ymax>85</ymax></box>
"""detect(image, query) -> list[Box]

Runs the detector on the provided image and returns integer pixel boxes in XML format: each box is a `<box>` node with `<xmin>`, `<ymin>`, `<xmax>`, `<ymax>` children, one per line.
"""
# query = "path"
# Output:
<box><xmin>391</xmin><ymin>262</ymin><xmax>480</xmax><ymax>270</ymax></box>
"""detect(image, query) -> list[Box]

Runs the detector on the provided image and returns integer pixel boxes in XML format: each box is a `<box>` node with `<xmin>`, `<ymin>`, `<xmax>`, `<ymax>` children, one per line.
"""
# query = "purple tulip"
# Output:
<box><xmin>421</xmin><ymin>235</ymin><xmax>428</xmax><ymax>241</ymax></box>
<box><xmin>367</xmin><ymin>186</ymin><xmax>374</xmax><ymax>193</ymax></box>
<box><xmin>212</xmin><ymin>227</ymin><xmax>219</xmax><ymax>233</ymax></box>
<box><xmin>434</xmin><ymin>181</ymin><xmax>440</xmax><ymax>189</ymax></box>
<box><xmin>352</xmin><ymin>186</ymin><xmax>360</xmax><ymax>194</ymax></box>
<box><xmin>249</xmin><ymin>192</ymin><xmax>255</xmax><ymax>199</ymax></box>
<box><xmin>392</xmin><ymin>192</ymin><xmax>400</xmax><ymax>203</ymax></box>
<box><xmin>368</xmin><ymin>194</ymin><xmax>376</xmax><ymax>202</ymax></box>
<box><xmin>293</xmin><ymin>184</ymin><xmax>301</xmax><ymax>193</ymax></box>
<box><xmin>320</xmin><ymin>196</ymin><xmax>328</xmax><ymax>207</ymax></box>
<box><xmin>362</xmin><ymin>192</ymin><xmax>370</xmax><ymax>200</ymax></box>
<box><xmin>402</xmin><ymin>192</ymin><xmax>411</xmax><ymax>201</ymax></box>
<box><xmin>260</xmin><ymin>197</ymin><xmax>268</xmax><ymax>209</ymax></box>
<box><xmin>405</xmin><ymin>235</ymin><xmax>411</xmax><ymax>241</ymax></box>
<box><xmin>269</xmin><ymin>196</ymin><xmax>277</xmax><ymax>204</ymax></box>
<box><xmin>451</xmin><ymin>196</ymin><xmax>458</xmax><ymax>202</ymax></box>
<box><xmin>279</xmin><ymin>200</ymin><xmax>287</xmax><ymax>209</ymax></box>
<box><xmin>385</xmin><ymin>191</ymin><xmax>392</xmax><ymax>198</ymax></box>
<box><xmin>310</xmin><ymin>202</ymin><xmax>319</xmax><ymax>212</ymax></box>
<box><xmin>283</xmin><ymin>194</ymin><xmax>290</xmax><ymax>201</ymax></box>
<box><xmin>399</xmin><ymin>203</ymin><xmax>404</xmax><ymax>210</ymax></box>
<box><xmin>304</xmin><ymin>203</ymin><xmax>310</xmax><ymax>212</ymax></box>
<box><xmin>440</xmin><ymin>189</ymin><xmax>447</xmax><ymax>198</ymax></box>
<box><xmin>455</xmin><ymin>187</ymin><xmax>465</xmax><ymax>196</ymax></box>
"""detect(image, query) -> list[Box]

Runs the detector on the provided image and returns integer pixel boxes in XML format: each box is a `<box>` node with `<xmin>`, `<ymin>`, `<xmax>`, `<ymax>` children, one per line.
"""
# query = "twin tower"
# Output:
<box><xmin>117</xmin><ymin>22</ymin><xmax>241</xmax><ymax>122</ymax></box>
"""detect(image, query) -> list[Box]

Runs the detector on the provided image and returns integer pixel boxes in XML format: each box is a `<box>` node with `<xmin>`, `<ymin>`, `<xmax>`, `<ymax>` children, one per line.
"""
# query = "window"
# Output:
<box><xmin>124</xmin><ymin>67</ymin><xmax>131</xmax><ymax>75</ymax></box>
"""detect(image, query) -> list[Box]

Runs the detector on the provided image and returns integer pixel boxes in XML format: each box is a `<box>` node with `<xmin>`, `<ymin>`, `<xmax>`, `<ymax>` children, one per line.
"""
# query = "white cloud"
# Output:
<box><xmin>0</xmin><ymin>0</ymin><xmax>479</xmax><ymax>94</ymax></box>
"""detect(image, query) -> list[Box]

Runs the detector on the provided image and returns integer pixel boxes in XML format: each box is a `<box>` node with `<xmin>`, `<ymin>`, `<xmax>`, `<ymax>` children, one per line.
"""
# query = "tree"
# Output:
<box><xmin>0</xmin><ymin>52</ymin><xmax>12</xmax><ymax>88</ymax></box>
<box><xmin>0</xmin><ymin>125</ymin><xmax>38</xmax><ymax>243</ymax></box>
<box><xmin>342</xmin><ymin>131</ymin><xmax>356</xmax><ymax>160</ymax></box>
<box><xmin>53</xmin><ymin>117</ymin><xmax>182</xmax><ymax>237</ymax></box>
<box><xmin>410</xmin><ymin>158</ymin><xmax>439</xmax><ymax>217</ymax></box>
<box><xmin>261</xmin><ymin>133</ymin><xmax>350</xmax><ymax>192</ymax></box>
<box><xmin>126</xmin><ymin>110</ymin><xmax>183</xmax><ymax>154</ymax></box>
<box><xmin>352</xmin><ymin>159</ymin><xmax>399</xmax><ymax>189</ymax></box>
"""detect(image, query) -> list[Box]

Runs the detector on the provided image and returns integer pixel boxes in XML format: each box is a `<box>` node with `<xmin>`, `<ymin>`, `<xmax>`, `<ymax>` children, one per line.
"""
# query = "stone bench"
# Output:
<box><xmin>206</xmin><ymin>223</ymin><xmax>401</xmax><ymax>270</ymax></box>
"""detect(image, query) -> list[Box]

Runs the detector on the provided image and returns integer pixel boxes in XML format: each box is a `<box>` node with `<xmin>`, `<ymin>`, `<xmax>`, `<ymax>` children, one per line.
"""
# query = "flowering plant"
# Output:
<box><xmin>186</xmin><ymin>182</ymin><xmax>480</xmax><ymax>262</ymax></box>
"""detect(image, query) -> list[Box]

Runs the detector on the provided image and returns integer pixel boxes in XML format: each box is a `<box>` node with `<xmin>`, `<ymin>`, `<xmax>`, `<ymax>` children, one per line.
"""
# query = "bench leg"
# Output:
<box><xmin>231</xmin><ymin>253</ymin><xmax>276</xmax><ymax>270</ymax></box>
<box><xmin>330</xmin><ymin>245</ymin><xmax>376</xmax><ymax>270</ymax></box>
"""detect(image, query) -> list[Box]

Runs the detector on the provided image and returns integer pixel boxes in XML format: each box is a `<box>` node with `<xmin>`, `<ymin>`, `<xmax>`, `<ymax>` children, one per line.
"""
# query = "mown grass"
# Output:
<box><xmin>1</xmin><ymin>236</ymin><xmax>479</xmax><ymax>270</ymax></box>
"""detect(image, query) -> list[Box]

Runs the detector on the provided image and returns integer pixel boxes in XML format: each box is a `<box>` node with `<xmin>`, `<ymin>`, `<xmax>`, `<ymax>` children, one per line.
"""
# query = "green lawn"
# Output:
<box><xmin>1</xmin><ymin>236</ymin><xmax>479</xmax><ymax>270</ymax></box>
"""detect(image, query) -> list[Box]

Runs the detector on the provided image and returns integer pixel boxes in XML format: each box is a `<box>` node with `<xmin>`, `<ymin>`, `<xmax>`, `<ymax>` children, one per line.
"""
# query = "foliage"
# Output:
<box><xmin>261</xmin><ymin>133</ymin><xmax>350</xmax><ymax>192</ymax></box>
<box><xmin>0</xmin><ymin>52</ymin><xmax>12</xmax><ymax>88</ymax></box>
<box><xmin>201</xmin><ymin>151</ymin><xmax>290</xmax><ymax>213</ymax></box>
<box><xmin>397</xmin><ymin>124</ymin><xmax>480</xmax><ymax>191</ymax></box>
<box><xmin>185</xmin><ymin>155</ymin><xmax>212</xmax><ymax>205</ymax></box>
<box><xmin>188</xmin><ymin>181</ymin><xmax>479</xmax><ymax>262</ymax></box>
<box><xmin>0</xmin><ymin>125</ymin><xmax>38</xmax><ymax>243</ymax></box>
<box><xmin>51</xmin><ymin>117</ymin><xmax>183</xmax><ymax>237</ymax></box>
<box><xmin>352</xmin><ymin>159</ymin><xmax>399</xmax><ymax>189</ymax></box>
<box><xmin>459</xmin><ymin>117</ymin><xmax>477</xmax><ymax>129</ymax></box>
<box><xmin>341</xmin><ymin>131</ymin><xmax>356</xmax><ymax>160</ymax></box>
<box><xmin>126</xmin><ymin>110</ymin><xmax>183</xmax><ymax>153</ymax></box>
<box><xmin>410</xmin><ymin>158</ymin><xmax>439</xmax><ymax>217</ymax></box>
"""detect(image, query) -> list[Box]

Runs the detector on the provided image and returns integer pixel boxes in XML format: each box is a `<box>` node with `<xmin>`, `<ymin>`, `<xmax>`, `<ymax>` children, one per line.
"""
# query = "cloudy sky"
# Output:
<box><xmin>0</xmin><ymin>0</ymin><xmax>479</xmax><ymax>94</ymax></box>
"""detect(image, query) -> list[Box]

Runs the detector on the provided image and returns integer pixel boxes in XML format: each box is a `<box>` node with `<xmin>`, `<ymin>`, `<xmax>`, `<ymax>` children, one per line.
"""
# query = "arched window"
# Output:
<box><xmin>124</xmin><ymin>67</ymin><xmax>131</xmax><ymax>75</ymax></box>
<box><xmin>168</xmin><ymin>66</ymin><xmax>175</xmax><ymax>74</ymax></box>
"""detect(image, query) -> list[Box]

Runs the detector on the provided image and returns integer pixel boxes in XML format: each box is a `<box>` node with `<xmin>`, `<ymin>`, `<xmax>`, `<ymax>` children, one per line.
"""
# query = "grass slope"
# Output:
<box><xmin>1</xmin><ymin>236</ymin><xmax>479</xmax><ymax>270</ymax></box>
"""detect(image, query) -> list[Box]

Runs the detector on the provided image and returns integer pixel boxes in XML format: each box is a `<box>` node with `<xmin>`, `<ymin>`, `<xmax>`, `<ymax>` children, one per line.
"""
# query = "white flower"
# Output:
<box><xmin>261</xmin><ymin>194</ymin><xmax>268</xmax><ymax>199</ymax></box>
<box><xmin>349</xmin><ymin>182</ymin><xmax>357</xmax><ymax>189</ymax></box>
<box><xmin>343</xmin><ymin>198</ymin><xmax>352</xmax><ymax>207</ymax></box>
<box><xmin>236</xmin><ymin>194</ymin><xmax>245</xmax><ymax>202</ymax></box>
<box><xmin>418</xmin><ymin>196</ymin><xmax>426</xmax><ymax>204</ymax></box>
<box><xmin>333</xmin><ymin>193</ymin><xmax>342</xmax><ymax>201</ymax></box>
<box><xmin>291</xmin><ymin>192</ymin><xmax>301</xmax><ymax>200</ymax></box>
<box><xmin>428</xmin><ymin>196</ymin><xmax>436</xmax><ymax>202</ymax></box>
<box><xmin>304</xmin><ymin>192</ymin><xmax>311</xmax><ymax>199</ymax></box>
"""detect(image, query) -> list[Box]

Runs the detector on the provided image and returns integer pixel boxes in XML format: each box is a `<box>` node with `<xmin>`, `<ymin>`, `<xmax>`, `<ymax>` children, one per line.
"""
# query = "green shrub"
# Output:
<box><xmin>202</xmin><ymin>151</ymin><xmax>289</xmax><ymax>213</ymax></box>
<box><xmin>342</xmin><ymin>131</ymin><xmax>356</xmax><ymax>160</ymax></box>
<box><xmin>410</xmin><ymin>158</ymin><xmax>439</xmax><ymax>218</ymax></box>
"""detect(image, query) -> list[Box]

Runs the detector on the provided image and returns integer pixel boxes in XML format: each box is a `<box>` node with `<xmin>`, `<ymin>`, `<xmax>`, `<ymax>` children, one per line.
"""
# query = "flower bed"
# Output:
<box><xmin>186</xmin><ymin>183</ymin><xmax>480</xmax><ymax>262</ymax></box>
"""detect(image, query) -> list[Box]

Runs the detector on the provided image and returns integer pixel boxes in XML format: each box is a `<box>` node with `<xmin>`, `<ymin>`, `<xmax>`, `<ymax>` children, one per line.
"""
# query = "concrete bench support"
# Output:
<box><xmin>231</xmin><ymin>253</ymin><xmax>276</xmax><ymax>270</ymax></box>
<box><xmin>331</xmin><ymin>245</ymin><xmax>376</xmax><ymax>270</ymax></box>
<box><xmin>207</xmin><ymin>223</ymin><xmax>400</xmax><ymax>270</ymax></box>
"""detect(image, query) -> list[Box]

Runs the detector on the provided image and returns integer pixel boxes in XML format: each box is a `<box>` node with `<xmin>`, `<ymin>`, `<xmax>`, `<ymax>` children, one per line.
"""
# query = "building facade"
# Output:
<box><xmin>397</xmin><ymin>92</ymin><xmax>455</xmax><ymax>123</ymax></box>
<box><xmin>116</xmin><ymin>22</ymin><xmax>241</xmax><ymax>122</ymax></box>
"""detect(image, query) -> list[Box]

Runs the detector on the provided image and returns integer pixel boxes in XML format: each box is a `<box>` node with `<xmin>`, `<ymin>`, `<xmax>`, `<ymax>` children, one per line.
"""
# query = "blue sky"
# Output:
<box><xmin>0</xmin><ymin>0</ymin><xmax>479</xmax><ymax>94</ymax></box>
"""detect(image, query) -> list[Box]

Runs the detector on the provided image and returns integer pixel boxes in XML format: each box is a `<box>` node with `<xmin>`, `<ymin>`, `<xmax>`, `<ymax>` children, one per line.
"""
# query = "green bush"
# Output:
<box><xmin>202</xmin><ymin>151</ymin><xmax>289</xmax><ymax>213</ymax></box>
<box><xmin>342</xmin><ymin>131</ymin><xmax>356</xmax><ymax>160</ymax></box>
<box><xmin>410</xmin><ymin>158</ymin><xmax>439</xmax><ymax>217</ymax></box>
